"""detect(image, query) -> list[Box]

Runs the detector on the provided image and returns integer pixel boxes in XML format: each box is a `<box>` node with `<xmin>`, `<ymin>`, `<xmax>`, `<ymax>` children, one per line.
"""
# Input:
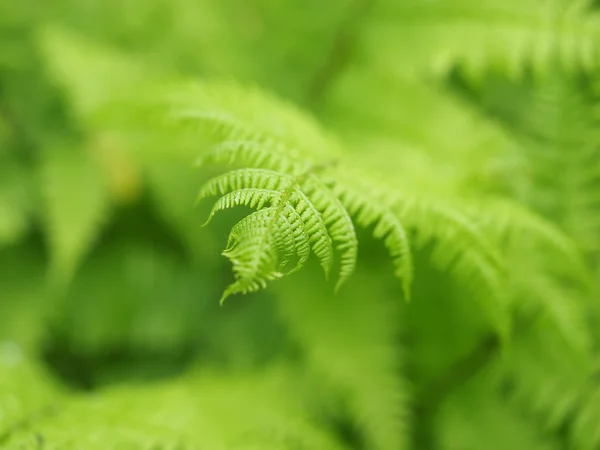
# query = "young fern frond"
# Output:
<box><xmin>274</xmin><ymin>268</ymin><xmax>409</xmax><ymax>450</ymax></box>
<box><xmin>275</xmin><ymin>205</ymin><xmax>312</xmax><ymax>274</ymax></box>
<box><xmin>203</xmin><ymin>188</ymin><xmax>283</xmax><ymax>225</ymax></box>
<box><xmin>221</xmin><ymin>223</ymin><xmax>282</xmax><ymax>304</ymax></box>
<box><xmin>197</xmin><ymin>162</ymin><xmax>359</xmax><ymax>299</ymax></box>
<box><xmin>225</xmin><ymin>209</ymin><xmax>280</xmax><ymax>253</ymax></box>
<box><xmin>197</xmin><ymin>172</ymin><xmax>294</xmax><ymax>302</ymax></box>
<box><xmin>227</xmin><ymin>207</ymin><xmax>311</xmax><ymax>275</ymax></box>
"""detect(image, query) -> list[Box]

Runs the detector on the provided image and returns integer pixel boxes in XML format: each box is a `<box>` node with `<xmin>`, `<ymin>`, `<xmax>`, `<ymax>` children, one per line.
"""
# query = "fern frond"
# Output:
<box><xmin>274</xmin><ymin>205</ymin><xmax>312</xmax><ymax>274</ymax></box>
<box><xmin>516</xmin><ymin>75</ymin><xmax>600</xmax><ymax>259</ymax></box>
<box><xmin>469</xmin><ymin>73</ymin><xmax>600</xmax><ymax>259</ymax></box>
<box><xmin>491</xmin><ymin>315</ymin><xmax>592</xmax><ymax>434</ymax></box>
<box><xmin>226</xmin><ymin>208</ymin><xmax>275</xmax><ymax>251</ymax></box>
<box><xmin>275</xmin><ymin>268</ymin><xmax>409</xmax><ymax>450</ymax></box>
<box><xmin>203</xmin><ymin>189</ymin><xmax>282</xmax><ymax>225</ymax></box>
<box><xmin>221</xmin><ymin>223</ymin><xmax>282</xmax><ymax>304</ymax></box>
<box><xmin>226</xmin><ymin>207</ymin><xmax>311</xmax><ymax>275</ymax></box>
<box><xmin>390</xmin><ymin>191</ymin><xmax>510</xmax><ymax>336</ymax></box>
<box><xmin>286</xmin><ymin>188</ymin><xmax>335</xmax><ymax>279</ymax></box>
<box><xmin>319</xmin><ymin>67</ymin><xmax>526</xmax><ymax>228</ymax></box>
<box><xmin>525</xmin><ymin>275</ymin><xmax>590</xmax><ymax>355</ymax></box>
<box><xmin>197</xmin><ymin>170</ymin><xmax>334</xmax><ymax>290</ymax></box>
<box><xmin>196</xmin><ymin>161</ymin><xmax>361</xmax><ymax>297</ymax></box>
<box><xmin>365</xmin><ymin>0</ymin><xmax>600</xmax><ymax>80</ymax></box>
<box><xmin>197</xmin><ymin>165</ymin><xmax>356</xmax><ymax>301</ymax></box>
<box><xmin>270</xmin><ymin>211</ymin><xmax>298</xmax><ymax>272</ymax></box>
<box><xmin>168</xmin><ymin>78</ymin><xmax>521</xmax><ymax>323</ymax></box>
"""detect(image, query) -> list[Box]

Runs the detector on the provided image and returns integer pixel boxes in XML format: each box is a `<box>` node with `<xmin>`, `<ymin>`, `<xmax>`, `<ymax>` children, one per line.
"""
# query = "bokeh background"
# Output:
<box><xmin>2</xmin><ymin>0</ymin><xmax>600</xmax><ymax>449</ymax></box>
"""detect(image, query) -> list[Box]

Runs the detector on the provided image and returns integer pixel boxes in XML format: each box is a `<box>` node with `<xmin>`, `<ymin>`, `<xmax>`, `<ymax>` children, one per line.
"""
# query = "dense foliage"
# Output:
<box><xmin>2</xmin><ymin>0</ymin><xmax>600</xmax><ymax>448</ymax></box>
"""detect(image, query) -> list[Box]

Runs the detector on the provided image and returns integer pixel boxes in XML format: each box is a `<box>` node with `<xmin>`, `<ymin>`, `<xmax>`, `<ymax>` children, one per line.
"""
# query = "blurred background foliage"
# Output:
<box><xmin>2</xmin><ymin>0</ymin><xmax>600</xmax><ymax>449</ymax></box>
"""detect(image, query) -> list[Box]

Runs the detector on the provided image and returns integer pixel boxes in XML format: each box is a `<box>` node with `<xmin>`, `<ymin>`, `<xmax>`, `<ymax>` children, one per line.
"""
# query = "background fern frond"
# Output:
<box><xmin>2</xmin><ymin>360</ymin><xmax>348</xmax><ymax>450</ymax></box>
<box><xmin>364</xmin><ymin>0</ymin><xmax>600</xmax><ymax>80</ymax></box>
<box><xmin>275</xmin><ymin>267</ymin><xmax>410</xmax><ymax>450</ymax></box>
<box><xmin>221</xmin><ymin>225</ymin><xmax>282</xmax><ymax>303</ymax></box>
<box><xmin>490</xmin><ymin>315</ymin><xmax>592</xmax><ymax>439</ymax></box>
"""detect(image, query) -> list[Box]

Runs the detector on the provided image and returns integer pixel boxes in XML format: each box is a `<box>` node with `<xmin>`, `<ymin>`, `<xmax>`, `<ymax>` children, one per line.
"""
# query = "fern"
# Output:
<box><xmin>3</xmin><ymin>2</ymin><xmax>600</xmax><ymax>449</ymax></box>
<box><xmin>516</xmin><ymin>75</ymin><xmax>600</xmax><ymax>259</ymax></box>
<box><xmin>365</xmin><ymin>0</ymin><xmax>600</xmax><ymax>80</ymax></box>
<box><xmin>197</xmin><ymin>165</ymin><xmax>356</xmax><ymax>300</ymax></box>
